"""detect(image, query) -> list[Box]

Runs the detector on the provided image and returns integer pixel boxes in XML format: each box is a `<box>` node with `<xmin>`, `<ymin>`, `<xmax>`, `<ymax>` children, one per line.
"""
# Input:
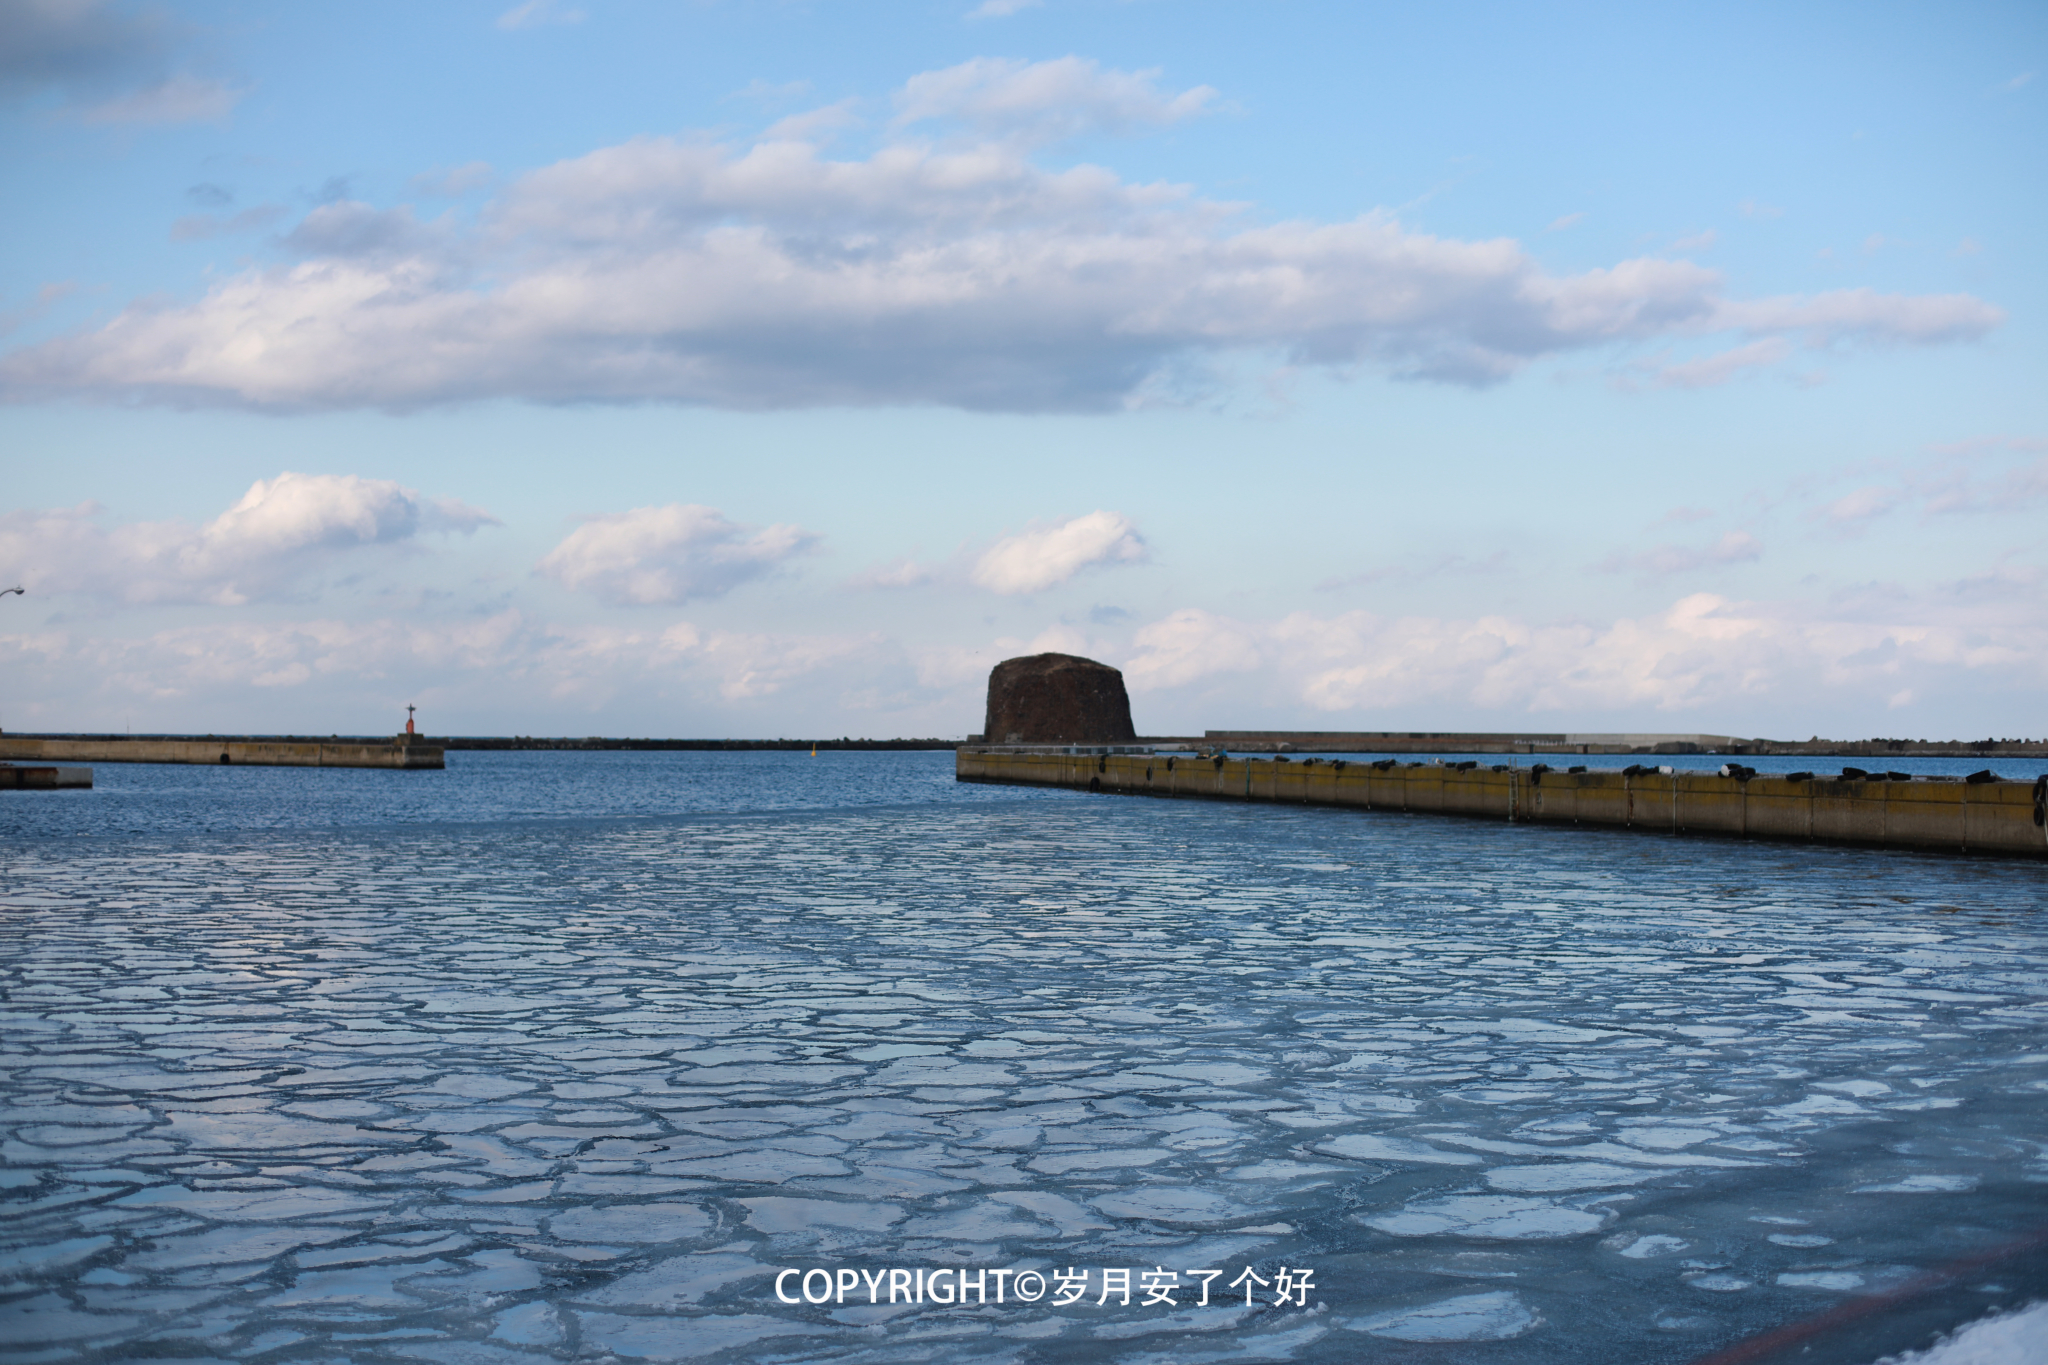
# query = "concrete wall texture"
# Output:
<box><xmin>0</xmin><ymin>764</ymin><xmax>92</xmax><ymax>789</ymax></box>
<box><xmin>956</xmin><ymin>750</ymin><xmax>2048</xmax><ymax>859</ymax></box>
<box><xmin>0</xmin><ymin>738</ymin><xmax>443</xmax><ymax>770</ymax></box>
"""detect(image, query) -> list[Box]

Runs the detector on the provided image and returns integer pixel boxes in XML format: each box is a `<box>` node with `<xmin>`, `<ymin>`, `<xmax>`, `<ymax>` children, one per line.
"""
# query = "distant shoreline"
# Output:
<box><xmin>3</xmin><ymin>734</ymin><xmax>961</xmax><ymax>752</ymax></box>
<box><xmin>6</xmin><ymin>731</ymin><xmax>2044</xmax><ymax>758</ymax></box>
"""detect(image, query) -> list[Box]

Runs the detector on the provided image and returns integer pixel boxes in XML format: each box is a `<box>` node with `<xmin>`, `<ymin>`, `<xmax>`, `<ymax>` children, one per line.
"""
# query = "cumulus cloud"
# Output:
<box><xmin>0</xmin><ymin>0</ymin><xmax>241</xmax><ymax>123</ymax></box>
<box><xmin>537</xmin><ymin>504</ymin><xmax>818</xmax><ymax>606</ymax></box>
<box><xmin>971</xmin><ymin>510</ymin><xmax>1146</xmax><ymax>594</ymax></box>
<box><xmin>0</xmin><ymin>61</ymin><xmax>2003</xmax><ymax>412</ymax></box>
<box><xmin>1597</xmin><ymin>530</ymin><xmax>1762</xmax><ymax>578</ymax></box>
<box><xmin>0</xmin><ymin>610</ymin><xmax>900</xmax><ymax>729</ymax></box>
<box><xmin>0</xmin><ymin>473</ymin><xmax>496</xmax><ymax>606</ymax></box>
<box><xmin>10</xmin><ymin>575</ymin><xmax>2040</xmax><ymax>734</ymax></box>
<box><xmin>1118</xmin><ymin>588</ymin><xmax>2048</xmax><ymax>721</ymax></box>
<box><xmin>1123</xmin><ymin>608</ymin><xmax>1263</xmax><ymax>689</ymax></box>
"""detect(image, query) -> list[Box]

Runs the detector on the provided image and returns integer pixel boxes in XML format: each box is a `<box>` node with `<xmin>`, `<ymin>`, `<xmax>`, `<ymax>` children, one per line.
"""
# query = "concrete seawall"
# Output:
<box><xmin>956</xmin><ymin>749</ymin><xmax>2048</xmax><ymax>859</ymax></box>
<box><xmin>2</xmin><ymin>764</ymin><xmax>92</xmax><ymax>789</ymax></box>
<box><xmin>0</xmin><ymin>738</ymin><xmax>443</xmax><ymax>770</ymax></box>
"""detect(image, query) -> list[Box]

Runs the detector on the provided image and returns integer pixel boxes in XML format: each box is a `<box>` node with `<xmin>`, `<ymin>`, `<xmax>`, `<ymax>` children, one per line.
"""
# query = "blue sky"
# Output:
<box><xmin>2</xmin><ymin>0</ymin><xmax>2042</xmax><ymax>740</ymax></box>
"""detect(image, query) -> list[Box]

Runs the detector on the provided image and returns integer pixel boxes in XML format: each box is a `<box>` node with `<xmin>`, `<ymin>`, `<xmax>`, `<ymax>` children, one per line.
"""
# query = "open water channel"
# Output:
<box><xmin>2</xmin><ymin>751</ymin><xmax>2044</xmax><ymax>1364</ymax></box>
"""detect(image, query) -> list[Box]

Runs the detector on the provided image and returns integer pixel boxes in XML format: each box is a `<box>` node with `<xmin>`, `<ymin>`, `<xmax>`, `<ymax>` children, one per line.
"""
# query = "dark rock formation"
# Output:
<box><xmin>983</xmin><ymin>653</ymin><xmax>1137</xmax><ymax>745</ymax></box>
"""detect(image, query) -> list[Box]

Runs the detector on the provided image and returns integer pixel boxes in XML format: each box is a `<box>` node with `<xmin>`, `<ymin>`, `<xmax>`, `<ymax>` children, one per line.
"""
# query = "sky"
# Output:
<box><xmin>1</xmin><ymin>0</ymin><xmax>2042</xmax><ymax>742</ymax></box>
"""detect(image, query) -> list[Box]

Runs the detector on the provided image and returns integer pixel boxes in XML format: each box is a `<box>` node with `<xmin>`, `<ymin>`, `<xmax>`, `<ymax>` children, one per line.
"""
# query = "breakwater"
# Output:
<box><xmin>956</xmin><ymin>749</ymin><xmax>2048</xmax><ymax>858</ymax></box>
<box><xmin>439</xmin><ymin>736</ymin><xmax>957</xmax><ymax>751</ymax></box>
<box><xmin>0</xmin><ymin>737</ymin><xmax>442</xmax><ymax>769</ymax></box>
<box><xmin>1191</xmin><ymin>730</ymin><xmax>2048</xmax><ymax>758</ymax></box>
<box><xmin>1</xmin><ymin>763</ymin><xmax>91</xmax><ymax>789</ymax></box>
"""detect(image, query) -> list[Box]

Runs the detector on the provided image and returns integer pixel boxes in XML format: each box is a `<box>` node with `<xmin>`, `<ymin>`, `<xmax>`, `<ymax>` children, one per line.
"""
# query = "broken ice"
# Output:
<box><xmin>2</xmin><ymin>751</ymin><xmax>2045</xmax><ymax>1362</ymax></box>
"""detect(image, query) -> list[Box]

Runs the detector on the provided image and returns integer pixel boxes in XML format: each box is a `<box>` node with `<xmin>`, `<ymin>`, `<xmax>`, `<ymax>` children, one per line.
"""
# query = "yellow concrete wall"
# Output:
<box><xmin>0</xmin><ymin>738</ymin><xmax>443</xmax><ymax>770</ymax></box>
<box><xmin>955</xmin><ymin>750</ymin><xmax>2047</xmax><ymax>859</ymax></box>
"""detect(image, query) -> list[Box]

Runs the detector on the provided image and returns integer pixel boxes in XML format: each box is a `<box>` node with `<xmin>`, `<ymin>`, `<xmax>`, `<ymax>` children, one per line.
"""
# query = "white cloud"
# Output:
<box><xmin>971</xmin><ymin>510</ymin><xmax>1146</xmax><ymax>594</ymax></box>
<box><xmin>1119</xmin><ymin>588</ymin><xmax>2048</xmax><ymax>721</ymax></box>
<box><xmin>0</xmin><ymin>610</ymin><xmax>905</xmax><ymax>727</ymax></box>
<box><xmin>0</xmin><ymin>473</ymin><xmax>497</xmax><ymax>606</ymax></box>
<box><xmin>968</xmin><ymin>0</ymin><xmax>1042</xmax><ymax>17</ymax></box>
<box><xmin>894</xmin><ymin>56</ymin><xmax>1215</xmax><ymax>142</ymax></box>
<box><xmin>1715</xmin><ymin>288</ymin><xmax>2002</xmax><ymax>346</ymax></box>
<box><xmin>1626</xmin><ymin>338</ymin><xmax>1791</xmax><ymax>389</ymax></box>
<box><xmin>1820</xmin><ymin>485</ymin><xmax>1901</xmax><ymax>526</ymax></box>
<box><xmin>1597</xmin><ymin>530</ymin><xmax>1762</xmax><ymax>578</ymax></box>
<box><xmin>282</xmin><ymin>200</ymin><xmax>442</xmax><ymax>262</ymax></box>
<box><xmin>6</xmin><ymin>580</ymin><xmax>2040</xmax><ymax>737</ymax></box>
<box><xmin>0</xmin><ymin>62</ymin><xmax>2002</xmax><ymax>413</ymax></box>
<box><xmin>1810</xmin><ymin>438</ymin><xmax>2048</xmax><ymax>529</ymax></box>
<box><xmin>1123</xmin><ymin>608</ymin><xmax>1263</xmax><ymax>689</ymax></box>
<box><xmin>537</xmin><ymin>504</ymin><xmax>818</xmax><ymax>606</ymax></box>
<box><xmin>763</xmin><ymin>99</ymin><xmax>861</xmax><ymax>143</ymax></box>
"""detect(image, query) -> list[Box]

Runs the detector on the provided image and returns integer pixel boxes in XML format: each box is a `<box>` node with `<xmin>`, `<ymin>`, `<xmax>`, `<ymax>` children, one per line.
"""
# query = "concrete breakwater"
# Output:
<box><xmin>956</xmin><ymin>749</ymin><xmax>2048</xmax><ymax>859</ymax></box>
<box><xmin>1</xmin><ymin>763</ymin><xmax>91</xmax><ymax>789</ymax></box>
<box><xmin>0</xmin><ymin>737</ymin><xmax>442</xmax><ymax>770</ymax></box>
<box><xmin>1190</xmin><ymin>730</ymin><xmax>2048</xmax><ymax>758</ymax></box>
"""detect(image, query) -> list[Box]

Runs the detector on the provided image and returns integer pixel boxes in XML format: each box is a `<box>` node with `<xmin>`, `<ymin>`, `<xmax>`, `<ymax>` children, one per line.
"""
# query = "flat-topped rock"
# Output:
<box><xmin>983</xmin><ymin>653</ymin><xmax>1137</xmax><ymax>745</ymax></box>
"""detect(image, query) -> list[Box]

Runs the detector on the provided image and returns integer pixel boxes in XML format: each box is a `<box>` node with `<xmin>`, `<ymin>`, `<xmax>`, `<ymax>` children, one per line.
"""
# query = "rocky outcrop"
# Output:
<box><xmin>983</xmin><ymin>653</ymin><xmax>1137</xmax><ymax>745</ymax></box>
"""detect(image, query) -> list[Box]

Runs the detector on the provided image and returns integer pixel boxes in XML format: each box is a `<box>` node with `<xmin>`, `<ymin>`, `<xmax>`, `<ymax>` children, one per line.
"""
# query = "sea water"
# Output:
<box><xmin>2</xmin><ymin>751</ymin><xmax>2044</xmax><ymax>1364</ymax></box>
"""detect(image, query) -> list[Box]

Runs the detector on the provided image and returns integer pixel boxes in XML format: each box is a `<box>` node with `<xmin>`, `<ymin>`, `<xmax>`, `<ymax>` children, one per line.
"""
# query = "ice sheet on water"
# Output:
<box><xmin>1311</xmin><ymin>1133</ymin><xmax>1481</xmax><ymax>1165</ymax></box>
<box><xmin>3</xmin><ymin>752</ymin><xmax>2046</xmax><ymax>1363</ymax></box>
<box><xmin>1609</xmin><ymin>1232</ymin><xmax>1689</xmax><ymax>1258</ymax></box>
<box><xmin>1854</xmin><ymin>1174</ymin><xmax>1982</xmax><ymax>1194</ymax></box>
<box><xmin>1362</xmin><ymin>1193</ymin><xmax>1619</xmax><ymax>1240</ymax></box>
<box><xmin>578</xmin><ymin>1310</ymin><xmax>832</xmax><ymax>1361</ymax></box>
<box><xmin>1345</xmin><ymin>1289</ymin><xmax>1541</xmax><ymax>1340</ymax></box>
<box><xmin>1487</xmin><ymin>1162</ymin><xmax>1659</xmax><ymax>1192</ymax></box>
<box><xmin>1090</xmin><ymin>1187</ymin><xmax>1254</xmax><ymax>1225</ymax></box>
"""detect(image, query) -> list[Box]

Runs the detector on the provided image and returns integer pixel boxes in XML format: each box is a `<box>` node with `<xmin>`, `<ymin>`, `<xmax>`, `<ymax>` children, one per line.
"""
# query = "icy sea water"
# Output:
<box><xmin>2</xmin><ymin>752</ymin><xmax>2045</xmax><ymax>1365</ymax></box>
